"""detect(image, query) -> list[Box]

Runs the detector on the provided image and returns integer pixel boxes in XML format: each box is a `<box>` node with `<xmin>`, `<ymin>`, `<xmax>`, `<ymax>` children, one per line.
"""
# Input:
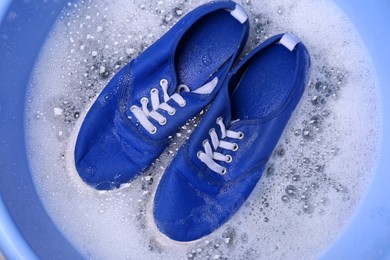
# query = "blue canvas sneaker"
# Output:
<box><xmin>153</xmin><ymin>33</ymin><xmax>311</xmax><ymax>241</ymax></box>
<box><xmin>74</xmin><ymin>1</ymin><xmax>249</xmax><ymax>190</ymax></box>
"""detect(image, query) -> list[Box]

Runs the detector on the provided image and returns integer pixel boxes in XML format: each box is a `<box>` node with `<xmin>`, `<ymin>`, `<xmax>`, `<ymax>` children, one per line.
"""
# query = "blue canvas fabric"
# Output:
<box><xmin>75</xmin><ymin>1</ymin><xmax>249</xmax><ymax>190</ymax></box>
<box><xmin>153</xmin><ymin>33</ymin><xmax>311</xmax><ymax>242</ymax></box>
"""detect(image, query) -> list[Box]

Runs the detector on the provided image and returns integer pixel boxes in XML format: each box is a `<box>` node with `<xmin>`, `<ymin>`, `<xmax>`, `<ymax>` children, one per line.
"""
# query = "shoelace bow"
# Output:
<box><xmin>197</xmin><ymin>117</ymin><xmax>244</xmax><ymax>175</ymax></box>
<box><xmin>130</xmin><ymin>79</ymin><xmax>188</xmax><ymax>134</ymax></box>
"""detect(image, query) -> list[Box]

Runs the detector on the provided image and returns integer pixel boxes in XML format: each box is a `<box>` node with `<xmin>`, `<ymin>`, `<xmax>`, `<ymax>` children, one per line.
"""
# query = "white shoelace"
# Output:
<box><xmin>197</xmin><ymin>117</ymin><xmax>244</xmax><ymax>175</ymax></box>
<box><xmin>130</xmin><ymin>77</ymin><xmax>219</xmax><ymax>134</ymax></box>
<box><xmin>130</xmin><ymin>79</ymin><xmax>187</xmax><ymax>134</ymax></box>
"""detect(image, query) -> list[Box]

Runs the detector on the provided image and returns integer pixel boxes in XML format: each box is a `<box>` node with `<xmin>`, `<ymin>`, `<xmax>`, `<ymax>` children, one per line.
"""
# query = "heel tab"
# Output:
<box><xmin>279</xmin><ymin>33</ymin><xmax>301</xmax><ymax>51</ymax></box>
<box><xmin>230</xmin><ymin>4</ymin><xmax>248</xmax><ymax>24</ymax></box>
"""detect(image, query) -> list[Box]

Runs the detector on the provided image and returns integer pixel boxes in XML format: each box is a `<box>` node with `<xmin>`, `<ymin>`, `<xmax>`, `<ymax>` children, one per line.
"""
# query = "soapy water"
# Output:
<box><xmin>25</xmin><ymin>0</ymin><xmax>381</xmax><ymax>259</ymax></box>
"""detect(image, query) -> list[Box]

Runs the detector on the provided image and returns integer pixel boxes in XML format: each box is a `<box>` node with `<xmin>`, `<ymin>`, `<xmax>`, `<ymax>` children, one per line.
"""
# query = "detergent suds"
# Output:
<box><xmin>25</xmin><ymin>0</ymin><xmax>381</xmax><ymax>259</ymax></box>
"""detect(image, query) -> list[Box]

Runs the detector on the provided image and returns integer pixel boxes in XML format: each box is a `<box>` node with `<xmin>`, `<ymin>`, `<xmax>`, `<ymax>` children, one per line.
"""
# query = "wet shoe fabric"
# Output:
<box><xmin>74</xmin><ymin>1</ymin><xmax>249</xmax><ymax>190</ymax></box>
<box><xmin>153</xmin><ymin>33</ymin><xmax>311</xmax><ymax>242</ymax></box>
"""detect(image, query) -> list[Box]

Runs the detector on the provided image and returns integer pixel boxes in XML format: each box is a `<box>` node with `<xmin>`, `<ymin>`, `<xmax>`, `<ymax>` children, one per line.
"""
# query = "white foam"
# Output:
<box><xmin>25</xmin><ymin>0</ymin><xmax>381</xmax><ymax>259</ymax></box>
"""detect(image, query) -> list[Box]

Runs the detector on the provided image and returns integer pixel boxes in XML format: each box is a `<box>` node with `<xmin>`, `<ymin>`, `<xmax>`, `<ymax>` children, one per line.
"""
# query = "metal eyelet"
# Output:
<box><xmin>140</xmin><ymin>97</ymin><xmax>149</xmax><ymax>104</ymax></box>
<box><xmin>221</xmin><ymin>167</ymin><xmax>227</xmax><ymax>175</ymax></box>
<box><xmin>216</xmin><ymin>117</ymin><xmax>223</xmax><ymax>123</ymax></box>
<box><xmin>177</xmin><ymin>84</ymin><xmax>190</xmax><ymax>93</ymax></box>
<box><xmin>168</xmin><ymin>108</ymin><xmax>176</xmax><ymax>115</ymax></box>
<box><xmin>208</xmin><ymin>128</ymin><xmax>215</xmax><ymax>135</ymax></box>
<box><xmin>130</xmin><ymin>105</ymin><xmax>137</xmax><ymax>112</ymax></box>
<box><xmin>238</xmin><ymin>131</ymin><xmax>244</xmax><ymax>139</ymax></box>
<box><xmin>159</xmin><ymin>118</ymin><xmax>167</xmax><ymax>125</ymax></box>
<box><xmin>226</xmin><ymin>154</ymin><xmax>232</xmax><ymax>163</ymax></box>
<box><xmin>149</xmin><ymin>126</ymin><xmax>157</xmax><ymax>134</ymax></box>
<box><xmin>160</xmin><ymin>79</ymin><xmax>168</xmax><ymax>86</ymax></box>
<box><xmin>232</xmin><ymin>143</ymin><xmax>239</xmax><ymax>151</ymax></box>
<box><xmin>150</xmin><ymin>88</ymin><xmax>158</xmax><ymax>94</ymax></box>
<box><xmin>179</xmin><ymin>100</ymin><xmax>186</xmax><ymax>107</ymax></box>
<box><xmin>202</xmin><ymin>139</ymin><xmax>208</xmax><ymax>146</ymax></box>
<box><xmin>197</xmin><ymin>151</ymin><xmax>202</xmax><ymax>158</ymax></box>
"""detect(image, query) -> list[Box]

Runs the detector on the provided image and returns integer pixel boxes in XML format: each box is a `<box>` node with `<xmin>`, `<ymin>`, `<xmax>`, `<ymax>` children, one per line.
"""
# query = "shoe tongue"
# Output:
<box><xmin>224</xmin><ymin>103</ymin><xmax>234</xmax><ymax>127</ymax></box>
<box><xmin>165</xmin><ymin>68</ymin><xmax>179</xmax><ymax>96</ymax></box>
<box><xmin>216</xmin><ymin>88</ymin><xmax>233</xmax><ymax>126</ymax></box>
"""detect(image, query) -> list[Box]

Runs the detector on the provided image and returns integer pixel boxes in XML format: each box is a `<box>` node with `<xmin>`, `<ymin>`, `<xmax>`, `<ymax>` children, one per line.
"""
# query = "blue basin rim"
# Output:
<box><xmin>0</xmin><ymin>1</ymin><xmax>83</xmax><ymax>259</ymax></box>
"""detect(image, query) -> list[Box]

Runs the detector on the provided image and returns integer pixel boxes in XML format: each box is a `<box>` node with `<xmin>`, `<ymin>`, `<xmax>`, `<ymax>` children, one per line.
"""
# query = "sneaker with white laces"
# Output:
<box><xmin>153</xmin><ymin>33</ymin><xmax>311</xmax><ymax>241</ymax></box>
<box><xmin>74</xmin><ymin>1</ymin><xmax>249</xmax><ymax>190</ymax></box>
